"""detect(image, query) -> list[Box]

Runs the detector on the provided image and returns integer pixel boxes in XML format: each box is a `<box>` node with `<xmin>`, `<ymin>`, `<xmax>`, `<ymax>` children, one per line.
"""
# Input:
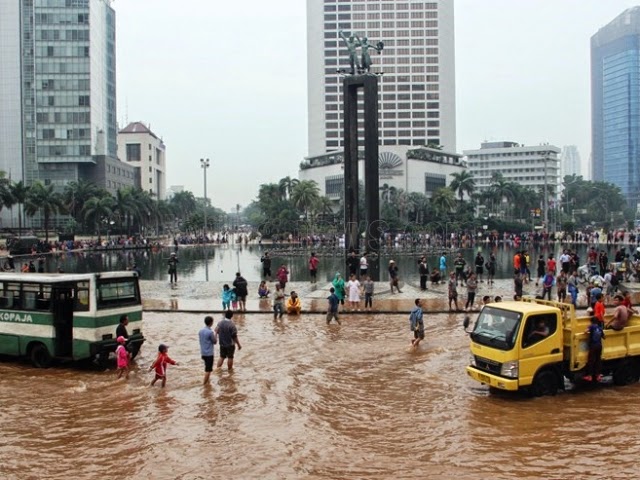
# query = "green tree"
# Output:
<box><xmin>10</xmin><ymin>180</ymin><xmax>29</xmax><ymax>234</ymax></box>
<box><xmin>82</xmin><ymin>195</ymin><xmax>116</xmax><ymax>241</ymax></box>
<box><xmin>63</xmin><ymin>179</ymin><xmax>100</xmax><ymax>230</ymax></box>
<box><xmin>278</xmin><ymin>176</ymin><xmax>299</xmax><ymax>201</ymax></box>
<box><xmin>449</xmin><ymin>170</ymin><xmax>476</xmax><ymax>202</ymax></box>
<box><xmin>430</xmin><ymin>187</ymin><xmax>456</xmax><ymax>215</ymax></box>
<box><xmin>24</xmin><ymin>181</ymin><xmax>66</xmax><ymax>241</ymax></box>
<box><xmin>291</xmin><ymin>180</ymin><xmax>320</xmax><ymax>219</ymax></box>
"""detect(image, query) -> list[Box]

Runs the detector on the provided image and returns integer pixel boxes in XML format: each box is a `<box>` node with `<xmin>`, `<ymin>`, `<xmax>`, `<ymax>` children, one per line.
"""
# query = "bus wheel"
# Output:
<box><xmin>97</xmin><ymin>351</ymin><xmax>110</xmax><ymax>368</ymax></box>
<box><xmin>30</xmin><ymin>343</ymin><xmax>52</xmax><ymax>368</ymax></box>
<box><xmin>531</xmin><ymin>370</ymin><xmax>558</xmax><ymax>397</ymax></box>
<box><xmin>613</xmin><ymin>360</ymin><xmax>640</xmax><ymax>386</ymax></box>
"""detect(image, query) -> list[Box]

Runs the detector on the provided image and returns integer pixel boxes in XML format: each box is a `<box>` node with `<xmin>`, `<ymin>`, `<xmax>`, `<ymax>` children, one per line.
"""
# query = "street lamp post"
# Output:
<box><xmin>542</xmin><ymin>152</ymin><xmax>549</xmax><ymax>233</ymax></box>
<box><xmin>200</xmin><ymin>158</ymin><xmax>210</xmax><ymax>239</ymax></box>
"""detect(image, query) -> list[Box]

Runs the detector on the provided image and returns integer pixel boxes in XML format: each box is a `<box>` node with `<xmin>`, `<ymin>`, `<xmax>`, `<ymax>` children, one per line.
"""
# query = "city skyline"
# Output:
<box><xmin>113</xmin><ymin>0</ymin><xmax>638</xmax><ymax>211</ymax></box>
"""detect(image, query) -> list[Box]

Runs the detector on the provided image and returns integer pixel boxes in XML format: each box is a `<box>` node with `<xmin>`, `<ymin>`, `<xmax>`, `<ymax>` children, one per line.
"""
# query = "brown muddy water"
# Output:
<box><xmin>1</xmin><ymin>312</ymin><xmax>639</xmax><ymax>480</ymax></box>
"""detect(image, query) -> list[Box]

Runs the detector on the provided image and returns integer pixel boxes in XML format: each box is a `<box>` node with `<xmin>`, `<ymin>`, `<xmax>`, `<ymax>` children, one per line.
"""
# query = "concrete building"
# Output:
<box><xmin>591</xmin><ymin>7</ymin><xmax>640</xmax><ymax>207</ymax></box>
<box><xmin>560</xmin><ymin>145</ymin><xmax>582</xmax><ymax>179</ymax></box>
<box><xmin>0</xmin><ymin>0</ymin><xmax>131</xmax><ymax>227</ymax></box>
<box><xmin>166</xmin><ymin>185</ymin><xmax>184</xmax><ymax>201</ymax></box>
<box><xmin>306</xmin><ymin>0</ymin><xmax>456</xmax><ymax>156</ymax></box>
<box><xmin>465</xmin><ymin>141</ymin><xmax>560</xmax><ymax>196</ymax></box>
<box><xmin>299</xmin><ymin>145</ymin><xmax>464</xmax><ymax>200</ymax></box>
<box><xmin>117</xmin><ymin>122</ymin><xmax>166</xmax><ymax>200</ymax></box>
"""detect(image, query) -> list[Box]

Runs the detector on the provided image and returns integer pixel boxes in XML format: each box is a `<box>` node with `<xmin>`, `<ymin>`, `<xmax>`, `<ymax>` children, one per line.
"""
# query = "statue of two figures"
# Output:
<box><xmin>339</xmin><ymin>30</ymin><xmax>384</xmax><ymax>75</ymax></box>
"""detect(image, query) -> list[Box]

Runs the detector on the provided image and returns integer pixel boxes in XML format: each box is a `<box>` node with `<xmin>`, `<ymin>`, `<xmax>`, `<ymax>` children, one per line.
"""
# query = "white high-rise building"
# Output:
<box><xmin>560</xmin><ymin>145</ymin><xmax>582</xmax><ymax>179</ymax></box>
<box><xmin>306</xmin><ymin>0</ymin><xmax>456</xmax><ymax>156</ymax></box>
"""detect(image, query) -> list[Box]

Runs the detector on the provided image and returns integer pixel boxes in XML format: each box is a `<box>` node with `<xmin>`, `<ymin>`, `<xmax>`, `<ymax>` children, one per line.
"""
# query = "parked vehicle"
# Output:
<box><xmin>0</xmin><ymin>271</ymin><xmax>144</xmax><ymax>367</ymax></box>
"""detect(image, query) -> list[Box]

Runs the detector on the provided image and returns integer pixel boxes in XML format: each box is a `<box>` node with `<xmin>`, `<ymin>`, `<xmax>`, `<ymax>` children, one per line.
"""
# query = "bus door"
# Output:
<box><xmin>52</xmin><ymin>285</ymin><xmax>74</xmax><ymax>357</ymax></box>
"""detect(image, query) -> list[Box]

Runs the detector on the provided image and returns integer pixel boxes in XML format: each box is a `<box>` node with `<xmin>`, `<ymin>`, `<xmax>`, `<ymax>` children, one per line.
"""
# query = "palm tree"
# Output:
<box><xmin>278</xmin><ymin>176</ymin><xmax>299</xmax><ymax>201</ymax></box>
<box><xmin>430</xmin><ymin>187</ymin><xmax>456</xmax><ymax>215</ymax></box>
<box><xmin>488</xmin><ymin>173</ymin><xmax>518</xmax><ymax>220</ymax></box>
<box><xmin>82</xmin><ymin>195</ymin><xmax>116</xmax><ymax>242</ymax></box>
<box><xmin>24</xmin><ymin>181</ymin><xmax>65</xmax><ymax>241</ymax></box>
<box><xmin>10</xmin><ymin>180</ymin><xmax>29</xmax><ymax>234</ymax></box>
<box><xmin>313</xmin><ymin>196</ymin><xmax>335</xmax><ymax>218</ymax></box>
<box><xmin>169</xmin><ymin>190</ymin><xmax>197</xmax><ymax>222</ymax></box>
<box><xmin>291</xmin><ymin>180</ymin><xmax>320</xmax><ymax>219</ymax></box>
<box><xmin>449</xmin><ymin>171</ymin><xmax>476</xmax><ymax>202</ymax></box>
<box><xmin>63</xmin><ymin>179</ymin><xmax>99</xmax><ymax>228</ymax></box>
<box><xmin>379</xmin><ymin>183</ymin><xmax>397</xmax><ymax>204</ymax></box>
<box><xmin>113</xmin><ymin>187</ymin><xmax>138</xmax><ymax>234</ymax></box>
<box><xmin>131</xmin><ymin>189</ymin><xmax>154</xmax><ymax>234</ymax></box>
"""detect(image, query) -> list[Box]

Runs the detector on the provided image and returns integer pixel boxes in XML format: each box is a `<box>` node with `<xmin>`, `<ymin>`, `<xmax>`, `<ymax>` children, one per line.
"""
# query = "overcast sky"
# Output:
<box><xmin>115</xmin><ymin>0</ymin><xmax>638</xmax><ymax>211</ymax></box>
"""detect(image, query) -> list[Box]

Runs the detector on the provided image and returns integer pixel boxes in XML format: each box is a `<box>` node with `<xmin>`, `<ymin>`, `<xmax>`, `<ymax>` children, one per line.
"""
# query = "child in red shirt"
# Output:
<box><xmin>150</xmin><ymin>344</ymin><xmax>178</xmax><ymax>388</ymax></box>
<box><xmin>594</xmin><ymin>293</ymin><xmax>606</xmax><ymax>327</ymax></box>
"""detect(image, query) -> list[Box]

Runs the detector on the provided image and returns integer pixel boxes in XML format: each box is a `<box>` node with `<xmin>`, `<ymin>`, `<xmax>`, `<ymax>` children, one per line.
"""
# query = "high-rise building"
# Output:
<box><xmin>591</xmin><ymin>7</ymin><xmax>640</xmax><ymax>207</ymax></box>
<box><xmin>306</xmin><ymin>0</ymin><xmax>456</xmax><ymax>156</ymax></box>
<box><xmin>0</xmin><ymin>0</ymin><xmax>134</xmax><ymax>226</ymax></box>
<box><xmin>465</xmin><ymin>141</ymin><xmax>560</xmax><ymax>198</ymax></box>
<box><xmin>118</xmin><ymin>122</ymin><xmax>166</xmax><ymax>200</ymax></box>
<box><xmin>560</xmin><ymin>145</ymin><xmax>582</xmax><ymax>179</ymax></box>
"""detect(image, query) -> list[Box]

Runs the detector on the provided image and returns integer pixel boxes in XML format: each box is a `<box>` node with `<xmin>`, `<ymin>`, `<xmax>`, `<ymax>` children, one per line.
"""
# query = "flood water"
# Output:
<box><xmin>1</xmin><ymin>311</ymin><xmax>639</xmax><ymax>479</ymax></box>
<box><xmin>27</xmin><ymin>241</ymin><xmax>636</xmax><ymax>282</ymax></box>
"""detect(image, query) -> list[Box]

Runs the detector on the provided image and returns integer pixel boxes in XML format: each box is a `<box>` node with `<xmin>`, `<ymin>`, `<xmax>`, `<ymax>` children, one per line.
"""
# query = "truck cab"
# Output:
<box><xmin>466</xmin><ymin>298</ymin><xmax>640</xmax><ymax>396</ymax></box>
<box><xmin>466</xmin><ymin>301</ymin><xmax>564</xmax><ymax>395</ymax></box>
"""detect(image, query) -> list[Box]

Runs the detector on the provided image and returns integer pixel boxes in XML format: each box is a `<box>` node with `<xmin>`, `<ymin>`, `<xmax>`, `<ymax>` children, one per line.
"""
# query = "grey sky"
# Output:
<box><xmin>115</xmin><ymin>0</ymin><xmax>636</xmax><ymax>211</ymax></box>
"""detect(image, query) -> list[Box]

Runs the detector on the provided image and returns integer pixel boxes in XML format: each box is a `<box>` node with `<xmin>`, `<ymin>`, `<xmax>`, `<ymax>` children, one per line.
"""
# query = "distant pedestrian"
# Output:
<box><xmin>215</xmin><ymin>311</ymin><xmax>242</xmax><ymax>371</ymax></box>
<box><xmin>474</xmin><ymin>251</ymin><xmax>485</xmax><ymax>282</ymax></box>
<box><xmin>409</xmin><ymin>299</ymin><xmax>425</xmax><ymax>348</ymax></box>
<box><xmin>261</xmin><ymin>252</ymin><xmax>272</xmax><ymax>280</ymax></box>
<box><xmin>487</xmin><ymin>253</ymin><xmax>496</xmax><ymax>285</ymax></box>
<box><xmin>389</xmin><ymin>260</ymin><xmax>401</xmax><ymax>293</ymax></box>
<box><xmin>276</xmin><ymin>264</ymin><xmax>289</xmax><ymax>292</ymax></box>
<box><xmin>541</xmin><ymin>271</ymin><xmax>554</xmax><ymax>301</ymax></box>
<box><xmin>116</xmin><ymin>314</ymin><xmax>129</xmax><ymax>340</ymax></box>
<box><xmin>454</xmin><ymin>253</ymin><xmax>466</xmax><ymax>286</ymax></box>
<box><xmin>115</xmin><ymin>336</ymin><xmax>130</xmax><ymax>380</ymax></box>
<box><xmin>583</xmin><ymin>316</ymin><xmax>605</xmax><ymax>382</ymax></box>
<box><xmin>514</xmin><ymin>272</ymin><xmax>524</xmax><ymax>299</ymax></box>
<box><xmin>359</xmin><ymin>252</ymin><xmax>368</xmax><ymax>278</ymax></box>
<box><xmin>168</xmin><ymin>252</ymin><xmax>179</xmax><ymax>284</ymax></box>
<box><xmin>465</xmin><ymin>273</ymin><xmax>477</xmax><ymax>311</ymax></box>
<box><xmin>535</xmin><ymin>254</ymin><xmax>545</xmax><ymax>286</ymax></box>
<box><xmin>273</xmin><ymin>283</ymin><xmax>285</xmax><ymax>319</ymax></box>
<box><xmin>448</xmin><ymin>272</ymin><xmax>460</xmax><ymax>312</ymax></box>
<box><xmin>37</xmin><ymin>256</ymin><xmax>45</xmax><ymax>273</ymax></box>
<box><xmin>149</xmin><ymin>344</ymin><xmax>178</xmax><ymax>388</ymax></box>
<box><xmin>346</xmin><ymin>273</ymin><xmax>361</xmax><ymax>311</ymax></box>
<box><xmin>347</xmin><ymin>250</ymin><xmax>359</xmax><ymax>277</ymax></box>
<box><xmin>418</xmin><ymin>256</ymin><xmax>428</xmax><ymax>291</ymax></box>
<box><xmin>199</xmin><ymin>316</ymin><xmax>217</xmax><ymax>385</ymax></box>
<box><xmin>326</xmin><ymin>287</ymin><xmax>341</xmax><ymax>325</ymax></box>
<box><xmin>309</xmin><ymin>252</ymin><xmax>320</xmax><ymax>283</ymax></box>
<box><xmin>332</xmin><ymin>272</ymin><xmax>346</xmax><ymax>307</ymax></box>
<box><xmin>221</xmin><ymin>284</ymin><xmax>233</xmax><ymax>310</ymax></box>
<box><xmin>233</xmin><ymin>272</ymin><xmax>248</xmax><ymax>312</ymax></box>
<box><xmin>286</xmin><ymin>291</ymin><xmax>302</xmax><ymax>315</ymax></box>
<box><xmin>363</xmin><ymin>275</ymin><xmax>374</xmax><ymax>311</ymax></box>
<box><xmin>439</xmin><ymin>252</ymin><xmax>447</xmax><ymax>284</ymax></box>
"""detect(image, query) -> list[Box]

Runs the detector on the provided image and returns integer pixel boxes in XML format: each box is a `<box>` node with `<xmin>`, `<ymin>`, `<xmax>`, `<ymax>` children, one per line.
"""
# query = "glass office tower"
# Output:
<box><xmin>591</xmin><ymin>7</ymin><xmax>640</xmax><ymax>207</ymax></box>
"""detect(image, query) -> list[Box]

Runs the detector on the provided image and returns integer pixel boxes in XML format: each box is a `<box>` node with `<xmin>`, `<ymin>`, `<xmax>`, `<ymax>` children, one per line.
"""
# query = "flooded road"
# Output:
<box><xmin>1</xmin><ymin>312</ymin><xmax>639</xmax><ymax>479</ymax></box>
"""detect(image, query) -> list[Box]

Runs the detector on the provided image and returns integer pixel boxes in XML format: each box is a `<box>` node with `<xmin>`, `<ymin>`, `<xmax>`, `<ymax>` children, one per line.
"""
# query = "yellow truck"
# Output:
<box><xmin>465</xmin><ymin>298</ymin><xmax>640</xmax><ymax>396</ymax></box>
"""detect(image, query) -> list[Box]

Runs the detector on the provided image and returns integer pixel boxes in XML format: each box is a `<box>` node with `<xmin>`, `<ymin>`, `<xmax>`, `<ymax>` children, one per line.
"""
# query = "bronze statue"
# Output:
<box><xmin>339</xmin><ymin>30</ymin><xmax>360</xmax><ymax>75</ymax></box>
<box><xmin>339</xmin><ymin>30</ymin><xmax>384</xmax><ymax>75</ymax></box>
<box><xmin>359</xmin><ymin>37</ymin><xmax>384</xmax><ymax>73</ymax></box>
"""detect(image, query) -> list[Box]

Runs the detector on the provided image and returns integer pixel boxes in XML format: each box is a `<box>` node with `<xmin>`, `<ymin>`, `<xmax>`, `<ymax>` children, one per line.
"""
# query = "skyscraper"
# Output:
<box><xmin>306</xmin><ymin>0</ymin><xmax>456</xmax><ymax>157</ymax></box>
<box><xmin>560</xmin><ymin>145</ymin><xmax>582</xmax><ymax>179</ymax></box>
<box><xmin>0</xmin><ymin>0</ymin><xmax>132</xmax><ymax>213</ymax></box>
<box><xmin>591</xmin><ymin>7</ymin><xmax>640</xmax><ymax>207</ymax></box>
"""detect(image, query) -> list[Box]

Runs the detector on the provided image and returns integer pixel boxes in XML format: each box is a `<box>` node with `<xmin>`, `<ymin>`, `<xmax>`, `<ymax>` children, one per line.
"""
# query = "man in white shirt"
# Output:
<box><xmin>359</xmin><ymin>253</ymin><xmax>368</xmax><ymax>278</ymax></box>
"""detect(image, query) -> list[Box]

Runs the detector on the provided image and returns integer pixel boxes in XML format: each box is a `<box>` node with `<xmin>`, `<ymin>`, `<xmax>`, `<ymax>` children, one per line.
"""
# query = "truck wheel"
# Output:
<box><xmin>30</xmin><ymin>343</ymin><xmax>52</xmax><ymax>368</ymax></box>
<box><xmin>613</xmin><ymin>361</ymin><xmax>640</xmax><ymax>386</ymax></box>
<box><xmin>531</xmin><ymin>370</ymin><xmax>558</xmax><ymax>397</ymax></box>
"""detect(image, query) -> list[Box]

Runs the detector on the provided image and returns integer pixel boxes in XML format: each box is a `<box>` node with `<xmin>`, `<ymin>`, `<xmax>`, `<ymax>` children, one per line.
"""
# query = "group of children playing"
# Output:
<box><xmin>115</xmin><ymin>336</ymin><xmax>178</xmax><ymax>388</ymax></box>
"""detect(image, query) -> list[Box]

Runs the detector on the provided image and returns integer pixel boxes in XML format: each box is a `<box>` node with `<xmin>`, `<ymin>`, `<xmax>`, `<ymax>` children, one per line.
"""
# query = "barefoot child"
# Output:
<box><xmin>115</xmin><ymin>336</ymin><xmax>130</xmax><ymax>379</ymax></box>
<box><xmin>150</xmin><ymin>344</ymin><xmax>178</xmax><ymax>388</ymax></box>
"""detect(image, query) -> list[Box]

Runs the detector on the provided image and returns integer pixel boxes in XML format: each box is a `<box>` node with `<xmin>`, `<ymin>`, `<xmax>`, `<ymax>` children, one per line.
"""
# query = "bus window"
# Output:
<box><xmin>22</xmin><ymin>283</ymin><xmax>52</xmax><ymax>311</ymax></box>
<box><xmin>75</xmin><ymin>281</ymin><xmax>90</xmax><ymax>311</ymax></box>
<box><xmin>4</xmin><ymin>282</ymin><xmax>21</xmax><ymax>310</ymax></box>
<box><xmin>96</xmin><ymin>278</ymin><xmax>139</xmax><ymax>310</ymax></box>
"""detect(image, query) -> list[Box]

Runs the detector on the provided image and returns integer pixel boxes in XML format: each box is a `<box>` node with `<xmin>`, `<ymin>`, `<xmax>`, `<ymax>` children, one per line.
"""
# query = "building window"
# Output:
<box><xmin>126</xmin><ymin>143</ymin><xmax>141</xmax><ymax>162</ymax></box>
<box><xmin>325</xmin><ymin>175</ymin><xmax>344</xmax><ymax>196</ymax></box>
<box><xmin>425</xmin><ymin>173</ymin><xmax>446</xmax><ymax>196</ymax></box>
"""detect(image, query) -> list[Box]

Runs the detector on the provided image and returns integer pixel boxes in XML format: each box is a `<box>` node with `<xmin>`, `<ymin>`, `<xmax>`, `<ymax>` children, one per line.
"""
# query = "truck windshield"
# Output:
<box><xmin>470</xmin><ymin>307</ymin><xmax>522</xmax><ymax>351</ymax></box>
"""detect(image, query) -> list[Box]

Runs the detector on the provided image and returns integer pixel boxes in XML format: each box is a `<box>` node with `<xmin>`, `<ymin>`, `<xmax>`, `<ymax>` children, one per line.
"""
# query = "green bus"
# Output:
<box><xmin>0</xmin><ymin>271</ymin><xmax>145</xmax><ymax>367</ymax></box>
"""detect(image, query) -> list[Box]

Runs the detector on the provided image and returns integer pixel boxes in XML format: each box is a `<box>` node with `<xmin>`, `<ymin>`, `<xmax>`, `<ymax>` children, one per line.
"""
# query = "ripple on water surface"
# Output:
<box><xmin>1</xmin><ymin>312</ymin><xmax>640</xmax><ymax>479</ymax></box>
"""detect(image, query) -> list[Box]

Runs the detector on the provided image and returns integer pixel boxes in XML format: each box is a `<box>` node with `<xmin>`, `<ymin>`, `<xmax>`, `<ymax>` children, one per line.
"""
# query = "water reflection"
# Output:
<box><xmin>23</xmin><ymin>242</ymin><xmax>634</xmax><ymax>282</ymax></box>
